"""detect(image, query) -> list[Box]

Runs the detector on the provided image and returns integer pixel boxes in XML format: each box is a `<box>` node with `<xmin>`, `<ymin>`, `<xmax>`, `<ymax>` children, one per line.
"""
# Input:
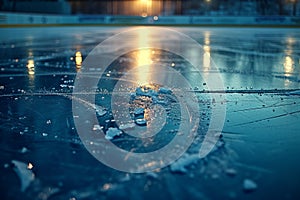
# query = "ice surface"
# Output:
<box><xmin>1</xmin><ymin>27</ymin><xmax>300</xmax><ymax>200</ymax></box>
<box><xmin>105</xmin><ymin>127</ymin><xmax>122</xmax><ymax>140</ymax></box>
<box><xmin>11</xmin><ymin>160</ymin><xmax>35</xmax><ymax>192</ymax></box>
<box><xmin>243</xmin><ymin>179</ymin><xmax>257</xmax><ymax>192</ymax></box>
<box><xmin>288</xmin><ymin>90</ymin><xmax>300</xmax><ymax>95</ymax></box>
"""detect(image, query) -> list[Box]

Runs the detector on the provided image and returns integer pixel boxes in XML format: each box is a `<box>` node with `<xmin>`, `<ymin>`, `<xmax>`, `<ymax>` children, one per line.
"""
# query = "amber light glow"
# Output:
<box><xmin>75</xmin><ymin>51</ymin><xmax>82</xmax><ymax>68</ymax></box>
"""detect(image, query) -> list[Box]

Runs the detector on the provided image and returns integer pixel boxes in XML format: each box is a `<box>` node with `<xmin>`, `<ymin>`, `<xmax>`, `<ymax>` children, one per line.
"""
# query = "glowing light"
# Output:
<box><xmin>153</xmin><ymin>16</ymin><xmax>158</xmax><ymax>21</ymax></box>
<box><xmin>284</xmin><ymin>56</ymin><xmax>294</xmax><ymax>74</ymax></box>
<box><xmin>203</xmin><ymin>45</ymin><xmax>211</xmax><ymax>70</ymax></box>
<box><xmin>27</xmin><ymin>60</ymin><xmax>34</xmax><ymax>68</ymax></box>
<box><xmin>27</xmin><ymin>59</ymin><xmax>35</xmax><ymax>75</ymax></box>
<box><xmin>27</xmin><ymin>163</ymin><xmax>33</xmax><ymax>170</ymax></box>
<box><xmin>137</xmin><ymin>49</ymin><xmax>153</xmax><ymax>67</ymax></box>
<box><xmin>204</xmin><ymin>32</ymin><xmax>210</xmax><ymax>45</ymax></box>
<box><xmin>102</xmin><ymin>183</ymin><xmax>112</xmax><ymax>191</ymax></box>
<box><xmin>286</xmin><ymin>37</ymin><xmax>296</xmax><ymax>45</ymax></box>
<box><xmin>135</xmin><ymin>29</ymin><xmax>153</xmax><ymax>85</ymax></box>
<box><xmin>140</xmin><ymin>0</ymin><xmax>151</xmax><ymax>17</ymax></box>
<box><xmin>135</xmin><ymin>50</ymin><xmax>152</xmax><ymax>85</ymax></box>
<box><xmin>75</xmin><ymin>51</ymin><xmax>82</xmax><ymax>68</ymax></box>
<box><xmin>203</xmin><ymin>32</ymin><xmax>211</xmax><ymax>70</ymax></box>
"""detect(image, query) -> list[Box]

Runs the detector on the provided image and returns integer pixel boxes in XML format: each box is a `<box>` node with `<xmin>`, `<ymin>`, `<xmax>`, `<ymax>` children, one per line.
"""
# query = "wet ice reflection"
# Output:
<box><xmin>1</xmin><ymin>27</ymin><xmax>300</xmax><ymax>200</ymax></box>
<box><xmin>75</xmin><ymin>51</ymin><xmax>82</xmax><ymax>68</ymax></box>
<box><xmin>27</xmin><ymin>59</ymin><xmax>35</xmax><ymax>75</ymax></box>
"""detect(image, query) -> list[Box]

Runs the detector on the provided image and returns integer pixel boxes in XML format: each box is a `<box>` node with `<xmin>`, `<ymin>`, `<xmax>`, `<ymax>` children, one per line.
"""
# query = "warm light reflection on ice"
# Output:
<box><xmin>27</xmin><ymin>59</ymin><xmax>35</xmax><ymax>76</ymax></box>
<box><xmin>75</xmin><ymin>51</ymin><xmax>82</xmax><ymax>68</ymax></box>
<box><xmin>284</xmin><ymin>56</ymin><xmax>294</xmax><ymax>74</ymax></box>
<box><xmin>203</xmin><ymin>32</ymin><xmax>211</xmax><ymax>71</ymax></box>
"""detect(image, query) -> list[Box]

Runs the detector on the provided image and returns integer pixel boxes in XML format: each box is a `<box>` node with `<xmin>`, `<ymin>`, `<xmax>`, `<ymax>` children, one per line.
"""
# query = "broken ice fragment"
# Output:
<box><xmin>92</xmin><ymin>125</ymin><xmax>102</xmax><ymax>131</ymax></box>
<box><xmin>243</xmin><ymin>179</ymin><xmax>257</xmax><ymax>192</ymax></box>
<box><xmin>119</xmin><ymin>123</ymin><xmax>135</xmax><ymax>130</ymax></box>
<box><xmin>158</xmin><ymin>87</ymin><xmax>172</xmax><ymax>94</ymax></box>
<box><xmin>134</xmin><ymin>108</ymin><xmax>145</xmax><ymax>116</ymax></box>
<box><xmin>95</xmin><ymin>105</ymin><xmax>107</xmax><ymax>116</ymax></box>
<box><xmin>20</xmin><ymin>147</ymin><xmax>29</xmax><ymax>154</ymax></box>
<box><xmin>105</xmin><ymin>127</ymin><xmax>122</xmax><ymax>140</ymax></box>
<box><xmin>225</xmin><ymin>168</ymin><xmax>237</xmax><ymax>177</ymax></box>
<box><xmin>12</xmin><ymin>160</ymin><xmax>35</xmax><ymax>192</ymax></box>
<box><xmin>135</xmin><ymin>118</ymin><xmax>147</xmax><ymax>126</ymax></box>
<box><xmin>136</xmin><ymin>87</ymin><xmax>158</xmax><ymax>97</ymax></box>
<box><xmin>170</xmin><ymin>154</ymin><xmax>199</xmax><ymax>173</ymax></box>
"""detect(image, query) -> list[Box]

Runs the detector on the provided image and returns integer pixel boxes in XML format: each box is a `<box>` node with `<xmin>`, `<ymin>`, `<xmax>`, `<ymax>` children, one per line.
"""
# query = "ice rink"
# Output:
<box><xmin>0</xmin><ymin>26</ymin><xmax>300</xmax><ymax>199</ymax></box>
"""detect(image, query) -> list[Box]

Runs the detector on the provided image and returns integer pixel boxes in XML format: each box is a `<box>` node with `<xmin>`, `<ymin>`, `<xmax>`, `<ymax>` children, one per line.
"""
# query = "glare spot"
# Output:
<box><xmin>284</xmin><ymin>56</ymin><xmax>294</xmax><ymax>74</ymax></box>
<box><xmin>27</xmin><ymin>59</ymin><xmax>35</xmax><ymax>75</ymax></box>
<box><xmin>75</xmin><ymin>51</ymin><xmax>82</xmax><ymax>68</ymax></box>
<box><xmin>27</xmin><ymin>163</ymin><xmax>33</xmax><ymax>170</ymax></box>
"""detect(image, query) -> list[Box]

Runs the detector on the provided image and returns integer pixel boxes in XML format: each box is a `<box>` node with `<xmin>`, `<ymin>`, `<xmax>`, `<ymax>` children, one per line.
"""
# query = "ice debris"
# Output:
<box><xmin>95</xmin><ymin>105</ymin><xmax>107</xmax><ymax>116</ymax></box>
<box><xmin>225</xmin><ymin>168</ymin><xmax>237</xmax><ymax>177</ymax></box>
<box><xmin>92</xmin><ymin>125</ymin><xmax>102</xmax><ymax>131</ymax></box>
<box><xmin>105</xmin><ymin>127</ymin><xmax>122</xmax><ymax>140</ymax></box>
<box><xmin>119</xmin><ymin>123</ymin><xmax>135</xmax><ymax>130</ymax></box>
<box><xmin>12</xmin><ymin>160</ymin><xmax>35</xmax><ymax>192</ymax></box>
<box><xmin>135</xmin><ymin>118</ymin><xmax>147</xmax><ymax>126</ymax></box>
<box><xmin>243</xmin><ymin>179</ymin><xmax>257</xmax><ymax>192</ymax></box>
<box><xmin>134</xmin><ymin>108</ymin><xmax>145</xmax><ymax>116</ymax></box>
<box><xmin>158</xmin><ymin>87</ymin><xmax>172</xmax><ymax>94</ymax></box>
<box><xmin>135</xmin><ymin>87</ymin><xmax>158</xmax><ymax>97</ymax></box>
<box><xmin>170</xmin><ymin>154</ymin><xmax>199</xmax><ymax>173</ymax></box>
<box><xmin>20</xmin><ymin>147</ymin><xmax>29</xmax><ymax>154</ymax></box>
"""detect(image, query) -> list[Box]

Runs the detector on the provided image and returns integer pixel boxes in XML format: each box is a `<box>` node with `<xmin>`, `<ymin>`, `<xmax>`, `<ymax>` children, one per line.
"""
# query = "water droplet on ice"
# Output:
<box><xmin>243</xmin><ymin>179</ymin><xmax>257</xmax><ymax>192</ymax></box>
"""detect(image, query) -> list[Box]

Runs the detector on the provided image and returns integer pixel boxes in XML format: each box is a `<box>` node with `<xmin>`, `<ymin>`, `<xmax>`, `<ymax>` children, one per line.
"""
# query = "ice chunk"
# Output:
<box><xmin>135</xmin><ymin>87</ymin><xmax>158</xmax><ymax>97</ymax></box>
<box><xmin>92</xmin><ymin>125</ymin><xmax>102</xmax><ymax>131</ymax></box>
<box><xmin>170</xmin><ymin>154</ymin><xmax>199</xmax><ymax>173</ymax></box>
<box><xmin>20</xmin><ymin>147</ymin><xmax>29</xmax><ymax>154</ymax></box>
<box><xmin>134</xmin><ymin>108</ymin><xmax>145</xmax><ymax>116</ymax></box>
<box><xmin>105</xmin><ymin>127</ymin><xmax>122</xmax><ymax>140</ymax></box>
<box><xmin>12</xmin><ymin>160</ymin><xmax>35</xmax><ymax>192</ymax></box>
<box><xmin>119</xmin><ymin>123</ymin><xmax>135</xmax><ymax>130</ymax></box>
<box><xmin>243</xmin><ymin>179</ymin><xmax>257</xmax><ymax>192</ymax></box>
<box><xmin>158</xmin><ymin>87</ymin><xmax>172</xmax><ymax>94</ymax></box>
<box><xmin>95</xmin><ymin>105</ymin><xmax>107</xmax><ymax>116</ymax></box>
<box><xmin>135</xmin><ymin>118</ymin><xmax>147</xmax><ymax>126</ymax></box>
<box><xmin>225</xmin><ymin>168</ymin><xmax>237</xmax><ymax>177</ymax></box>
